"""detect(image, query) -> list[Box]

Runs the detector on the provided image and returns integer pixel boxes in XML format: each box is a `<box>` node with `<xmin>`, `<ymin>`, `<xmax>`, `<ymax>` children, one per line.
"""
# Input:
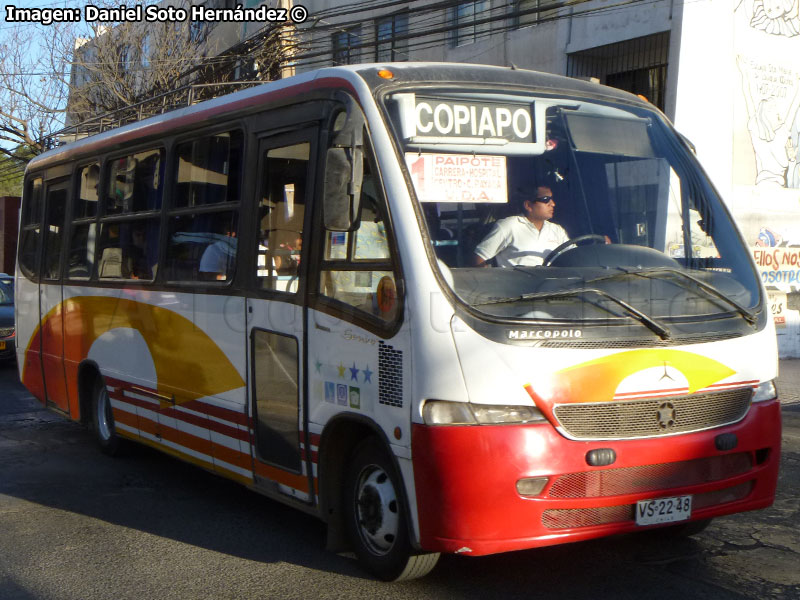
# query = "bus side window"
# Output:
<box><xmin>68</xmin><ymin>164</ymin><xmax>99</xmax><ymax>279</ymax></box>
<box><xmin>98</xmin><ymin>148</ymin><xmax>165</xmax><ymax>281</ymax></box>
<box><xmin>319</xmin><ymin>143</ymin><xmax>399</xmax><ymax>324</ymax></box>
<box><xmin>256</xmin><ymin>142</ymin><xmax>310</xmax><ymax>293</ymax></box>
<box><xmin>164</xmin><ymin>131</ymin><xmax>242</xmax><ymax>283</ymax></box>
<box><xmin>18</xmin><ymin>177</ymin><xmax>43</xmax><ymax>279</ymax></box>
<box><xmin>42</xmin><ymin>183</ymin><xmax>68</xmax><ymax>281</ymax></box>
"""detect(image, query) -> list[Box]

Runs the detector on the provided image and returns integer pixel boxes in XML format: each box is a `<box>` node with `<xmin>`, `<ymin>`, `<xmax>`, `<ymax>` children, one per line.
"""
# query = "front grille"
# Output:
<box><xmin>553</xmin><ymin>387</ymin><xmax>753</xmax><ymax>440</ymax></box>
<box><xmin>542</xmin><ymin>481</ymin><xmax>754</xmax><ymax>529</ymax></box>
<box><xmin>538</xmin><ymin>332</ymin><xmax>742</xmax><ymax>349</ymax></box>
<box><xmin>0</xmin><ymin>327</ymin><xmax>13</xmax><ymax>338</ymax></box>
<box><xmin>548</xmin><ymin>453</ymin><xmax>753</xmax><ymax>498</ymax></box>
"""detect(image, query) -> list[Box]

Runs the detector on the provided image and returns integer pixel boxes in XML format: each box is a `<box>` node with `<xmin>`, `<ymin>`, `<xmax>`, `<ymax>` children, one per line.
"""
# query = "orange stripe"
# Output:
<box><xmin>137</xmin><ymin>413</ymin><xmax>159</xmax><ymax>437</ymax></box>
<box><xmin>163</xmin><ymin>424</ymin><xmax>214</xmax><ymax>458</ymax></box>
<box><xmin>253</xmin><ymin>461</ymin><xmax>310</xmax><ymax>493</ymax></box>
<box><xmin>128</xmin><ymin>432</ymin><xmax>254</xmax><ymax>486</ymax></box>
<box><xmin>139</xmin><ymin>416</ymin><xmax>252</xmax><ymax>473</ymax></box>
<box><xmin>212</xmin><ymin>440</ymin><xmax>252</xmax><ymax>471</ymax></box>
<box><xmin>112</xmin><ymin>406</ymin><xmax>139</xmax><ymax>430</ymax></box>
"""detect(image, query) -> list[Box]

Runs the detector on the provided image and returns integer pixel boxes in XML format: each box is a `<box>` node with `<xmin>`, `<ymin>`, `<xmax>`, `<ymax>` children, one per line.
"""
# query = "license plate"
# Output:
<box><xmin>636</xmin><ymin>495</ymin><xmax>692</xmax><ymax>526</ymax></box>
<box><xmin>0</xmin><ymin>341</ymin><xmax>5</xmax><ymax>350</ymax></box>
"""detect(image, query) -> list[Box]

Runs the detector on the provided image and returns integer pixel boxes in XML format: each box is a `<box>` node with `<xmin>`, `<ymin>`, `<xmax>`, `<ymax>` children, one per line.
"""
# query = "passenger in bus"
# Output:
<box><xmin>472</xmin><ymin>185</ymin><xmax>569</xmax><ymax>267</ymax></box>
<box><xmin>199</xmin><ymin>229</ymin><xmax>237</xmax><ymax>281</ymax></box>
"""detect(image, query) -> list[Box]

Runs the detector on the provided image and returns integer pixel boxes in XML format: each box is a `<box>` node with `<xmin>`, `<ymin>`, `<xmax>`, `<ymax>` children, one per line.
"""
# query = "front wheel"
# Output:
<box><xmin>344</xmin><ymin>438</ymin><xmax>439</xmax><ymax>581</ymax></box>
<box><xmin>90</xmin><ymin>376</ymin><xmax>123</xmax><ymax>456</ymax></box>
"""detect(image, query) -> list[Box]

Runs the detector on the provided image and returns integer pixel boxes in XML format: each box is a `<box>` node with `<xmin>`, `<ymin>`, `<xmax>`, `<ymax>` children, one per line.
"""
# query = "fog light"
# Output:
<box><xmin>516</xmin><ymin>477</ymin><xmax>549</xmax><ymax>497</ymax></box>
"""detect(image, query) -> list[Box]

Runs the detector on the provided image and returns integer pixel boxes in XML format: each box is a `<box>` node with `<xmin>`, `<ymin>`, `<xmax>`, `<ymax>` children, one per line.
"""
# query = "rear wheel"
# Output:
<box><xmin>344</xmin><ymin>438</ymin><xmax>439</xmax><ymax>581</ymax></box>
<box><xmin>90</xmin><ymin>376</ymin><xmax>122</xmax><ymax>456</ymax></box>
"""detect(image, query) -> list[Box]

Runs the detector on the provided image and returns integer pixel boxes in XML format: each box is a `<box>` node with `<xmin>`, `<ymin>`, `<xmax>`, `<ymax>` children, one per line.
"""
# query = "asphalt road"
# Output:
<box><xmin>1</xmin><ymin>359</ymin><xmax>799</xmax><ymax>600</ymax></box>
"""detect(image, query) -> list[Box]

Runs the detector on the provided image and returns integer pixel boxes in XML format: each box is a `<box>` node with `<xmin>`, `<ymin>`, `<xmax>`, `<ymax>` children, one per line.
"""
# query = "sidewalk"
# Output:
<box><xmin>778</xmin><ymin>359</ymin><xmax>800</xmax><ymax>405</ymax></box>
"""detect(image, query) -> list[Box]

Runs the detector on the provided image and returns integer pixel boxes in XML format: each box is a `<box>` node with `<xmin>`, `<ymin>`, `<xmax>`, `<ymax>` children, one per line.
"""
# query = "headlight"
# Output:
<box><xmin>422</xmin><ymin>400</ymin><xmax>547</xmax><ymax>425</ymax></box>
<box><xmin>752</xmin><ymin>380</ymin><xmax>777</xmax><ymax>403</ymax></box>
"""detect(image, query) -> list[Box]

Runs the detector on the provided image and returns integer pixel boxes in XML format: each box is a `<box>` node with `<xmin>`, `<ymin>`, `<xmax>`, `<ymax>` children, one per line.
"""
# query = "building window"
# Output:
<box><xmin>566</xmin><ymin>32</ymin><xmax>670</xmax><ymax>112</ymax></box>
<box><xmin>332</xmin><ymin>26</ymin><xmax>362</xmax><ymax>65</ymax></box>
<box><xmin>452</xmin><ymin>1</ymin><xmax>489</xmax><ymax>47</ymax></box>
<box><xmin>514</xmin><ymin>0</ymin><xmax>539</xmax><ymax>28</ymax></box>
<box><xmin>376</xmin><ymin>13</ymin><xmax>408</xmax><ymax>62</ymax></box>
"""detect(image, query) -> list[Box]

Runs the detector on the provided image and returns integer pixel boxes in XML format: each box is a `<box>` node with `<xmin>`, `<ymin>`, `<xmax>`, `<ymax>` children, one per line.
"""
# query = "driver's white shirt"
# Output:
<box><xmin>474</xmin><ymin>216</ymin><xmax>569</xmax><ymax>267</ymax></box>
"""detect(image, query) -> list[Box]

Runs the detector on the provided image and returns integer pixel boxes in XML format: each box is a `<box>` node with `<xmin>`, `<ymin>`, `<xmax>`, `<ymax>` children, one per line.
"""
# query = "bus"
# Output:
<box><xmin>15</xmin><ymin>64</ymin><xmax>781</xmax><ymax>581</ymax></box>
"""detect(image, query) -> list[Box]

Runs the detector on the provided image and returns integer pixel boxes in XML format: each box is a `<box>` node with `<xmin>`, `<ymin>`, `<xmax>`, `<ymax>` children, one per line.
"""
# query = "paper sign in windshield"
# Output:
<box><xmin>405</xmin><ymin>153</ymin><xmax>507</xmax><ymax>203</ymax></box>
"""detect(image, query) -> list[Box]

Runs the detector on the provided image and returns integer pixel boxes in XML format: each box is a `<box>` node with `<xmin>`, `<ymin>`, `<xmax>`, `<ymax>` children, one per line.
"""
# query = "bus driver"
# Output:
<box><xmin>473</xmin><ymin>185</ymin><xmax>568</xmax><ymax>267</ymax></box>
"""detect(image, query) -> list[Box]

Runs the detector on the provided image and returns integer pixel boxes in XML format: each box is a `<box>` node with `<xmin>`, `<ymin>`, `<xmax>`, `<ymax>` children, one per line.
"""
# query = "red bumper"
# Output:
<box><xmin>411</xmin><ymin>400</ymin><xmax>781</xmax><ymax>556</ymax></box>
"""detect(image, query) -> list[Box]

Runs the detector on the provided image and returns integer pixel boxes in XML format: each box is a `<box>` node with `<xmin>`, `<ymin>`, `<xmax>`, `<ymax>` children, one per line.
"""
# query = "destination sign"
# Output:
<box><xmin>413</xmin><ymin>97</ymin><xmax>534</xmax><ymax>143</ymax></box>
<box><xmin>405</xmin><ymin>153</ymin><xmax>508</xmax><ymax>203</ymax></box>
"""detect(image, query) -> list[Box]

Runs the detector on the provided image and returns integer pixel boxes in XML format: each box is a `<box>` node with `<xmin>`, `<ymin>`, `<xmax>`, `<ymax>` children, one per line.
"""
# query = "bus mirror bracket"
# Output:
<box><xmin>324</xmin><ymin>98</ymin><xmax>365</xmax><ymax>232</ymax></box>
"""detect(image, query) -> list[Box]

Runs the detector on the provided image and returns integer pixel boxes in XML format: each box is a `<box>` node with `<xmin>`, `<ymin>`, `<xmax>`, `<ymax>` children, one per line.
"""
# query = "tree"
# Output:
<box><xmin>0</xmin><ymin>1</ymin><xmax>297</xmax><ymax>161</ymax></box>
<box><xmin>0</xmin><ymin>21</ymin><xmax>71</xmax><ymax>158</ymax></box>
<box><xmin>63</xmin><ymin>13</ymin><xmax>210</xmax><ymax>128</ymax></box>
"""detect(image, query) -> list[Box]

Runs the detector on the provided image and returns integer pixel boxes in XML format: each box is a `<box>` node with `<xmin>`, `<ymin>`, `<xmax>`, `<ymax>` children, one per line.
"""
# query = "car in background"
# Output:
<box><xmin>0</xmin><ymin>274</ymin><xmax>14</xmax><ymax>362</ymax></box>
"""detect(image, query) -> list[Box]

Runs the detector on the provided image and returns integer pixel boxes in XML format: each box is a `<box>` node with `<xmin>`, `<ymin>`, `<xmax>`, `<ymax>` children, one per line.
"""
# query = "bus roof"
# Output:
<box><xmin>28</xmin><ymin>63</ymin><xmax>648</xmax><ymax>174</ymax></box>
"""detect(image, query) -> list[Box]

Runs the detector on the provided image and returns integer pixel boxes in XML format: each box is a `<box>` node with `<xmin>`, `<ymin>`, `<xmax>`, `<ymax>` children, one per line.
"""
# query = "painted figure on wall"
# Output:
<box><xmin>737</xmin><ymin>56</ymin><xmax>800</xmax><ymax>187</ymax></box>
<box><xmin>749</xmin><ymin>0</ymin><xmax>800</xmax><ymax>36</ymax></box>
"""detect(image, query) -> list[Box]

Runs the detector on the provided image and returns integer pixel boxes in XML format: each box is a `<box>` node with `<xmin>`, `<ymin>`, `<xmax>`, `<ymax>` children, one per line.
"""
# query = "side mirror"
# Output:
<box><xmin>323</xmin><ymin>98</ymin><xmax>365</xmax><ymax>232</ymax></box>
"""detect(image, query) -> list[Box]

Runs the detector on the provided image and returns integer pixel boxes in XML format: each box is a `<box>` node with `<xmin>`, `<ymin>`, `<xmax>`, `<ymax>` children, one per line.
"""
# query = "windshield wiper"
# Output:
<box><xmin>588</xmin><ymin>267</ymin><xmax>757</xmax><ymax>326</ymax></box>
<box><xmin>474</xmin><ymin>287</ymin><xmax>671</xmax><ymax>339</ymax></box>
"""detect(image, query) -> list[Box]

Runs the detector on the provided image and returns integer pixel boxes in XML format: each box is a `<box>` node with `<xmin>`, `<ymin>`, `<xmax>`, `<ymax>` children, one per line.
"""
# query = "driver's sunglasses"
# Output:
<box><xmin>533</xmin><ymin>195</ymin><xmax>554</xmax><ymax>204</ymax></box>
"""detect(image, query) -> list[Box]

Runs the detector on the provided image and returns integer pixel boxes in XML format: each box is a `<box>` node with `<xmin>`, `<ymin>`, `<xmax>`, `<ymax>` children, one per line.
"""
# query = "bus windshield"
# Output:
<box><xmin>383</xmin><ymin>90</ymin><xmax>761</xmax><ymax>335</ymax></box>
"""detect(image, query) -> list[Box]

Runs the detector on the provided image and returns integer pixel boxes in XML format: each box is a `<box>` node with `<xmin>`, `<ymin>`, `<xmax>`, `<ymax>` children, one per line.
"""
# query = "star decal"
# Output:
<box><xmin>315</xmin><ymin>360</ymin><xmax>323</xmax><ymax>374</ymax></box>
<box><xmin>337</xmin><ymin>363</ymin><xmax>346</xmax><ymax>378</ymax></box>
<box><xmin>350</xmin><ymin>363</ymin><xmax>360</xmax><ymax>381</ymax></box>
<box><xmin>362</xmin><ymin>365</ymin><xmax>373</xmax><ymax>383</ymax></box>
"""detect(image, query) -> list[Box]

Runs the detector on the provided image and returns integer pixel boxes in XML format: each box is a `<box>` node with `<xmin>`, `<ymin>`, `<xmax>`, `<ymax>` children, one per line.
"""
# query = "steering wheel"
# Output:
<box><xmin>542</xmin><ymin>234</ymin><xmax>607</xmax><ymax>266</ymax></box>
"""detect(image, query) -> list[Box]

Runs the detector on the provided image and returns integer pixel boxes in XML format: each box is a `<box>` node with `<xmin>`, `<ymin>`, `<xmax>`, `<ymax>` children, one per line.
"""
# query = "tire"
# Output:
<box><xmin>344</xmin><ymin>438</ymin><xmax>440</xmax><ymax>581</ymax></box>
<box><xmin>90</xmin><ymin>376</ymin><xmax>122</xmax><ymax>456</ymax></box>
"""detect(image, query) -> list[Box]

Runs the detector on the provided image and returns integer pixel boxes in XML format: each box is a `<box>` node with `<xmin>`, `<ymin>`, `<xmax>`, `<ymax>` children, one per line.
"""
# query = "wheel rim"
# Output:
<box><xmin>354</xmin><ymin>464</ymin><xmax>400</xmax><ymax>556</ymax></box>
<box><xmin>96</xmin><ymin>384</ymin><xmax>113</xmax><ymax>442</ymax></box>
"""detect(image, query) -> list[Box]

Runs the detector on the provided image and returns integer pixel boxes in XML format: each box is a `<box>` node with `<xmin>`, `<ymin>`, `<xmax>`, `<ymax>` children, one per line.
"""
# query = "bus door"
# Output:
<box><xmin>39</xmin><ymin>178</ymin><xmax>70</xmax><ymax>413</ymax></box>
<box><xmin>245</xmin><ymin>129</ymin><xmax>317</xmax><ymax>503</ymax></box>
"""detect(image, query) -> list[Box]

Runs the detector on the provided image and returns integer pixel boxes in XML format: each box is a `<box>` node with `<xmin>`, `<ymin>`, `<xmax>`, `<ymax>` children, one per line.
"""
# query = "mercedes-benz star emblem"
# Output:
<box><xmin>657</xmin><ymin>402</ymin><xmax>676</xmax><ymax>430</ymax></box>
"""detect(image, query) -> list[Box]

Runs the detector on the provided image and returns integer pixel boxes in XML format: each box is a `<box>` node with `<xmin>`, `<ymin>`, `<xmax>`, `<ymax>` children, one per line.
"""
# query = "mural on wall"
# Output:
<box><xmin>735</xmin><ymin>1</ymin><xmax>800</xmax><ymax>189</ymax></box>
<box><xmin>748</xmin><ymin>0</ymin><xmax>800</xmax><ymax>36</ymax></box>
<box><xmin>732</xmin><ymin>2</ymin><xmax>800</xmax><ymax>339</ymax></box>
<box><xmin>736</xmin><ymin>56</ymin><xmax>800</xmax><ymax>188</ymax></box>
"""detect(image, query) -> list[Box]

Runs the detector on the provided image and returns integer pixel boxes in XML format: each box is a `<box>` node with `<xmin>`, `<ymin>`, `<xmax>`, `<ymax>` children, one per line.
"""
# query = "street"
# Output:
<box><xmin>1</xmin><ymin>359</ymin><xmax>798</xmax><ymax>600</ymax></box>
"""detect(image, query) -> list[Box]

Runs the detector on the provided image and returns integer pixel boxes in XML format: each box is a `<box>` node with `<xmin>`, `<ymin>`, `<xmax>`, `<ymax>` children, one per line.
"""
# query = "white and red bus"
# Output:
<box><xmin>16</xmin><ymin>64</ymin><xmax>780</xmax><ymax>580</ymax></box>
